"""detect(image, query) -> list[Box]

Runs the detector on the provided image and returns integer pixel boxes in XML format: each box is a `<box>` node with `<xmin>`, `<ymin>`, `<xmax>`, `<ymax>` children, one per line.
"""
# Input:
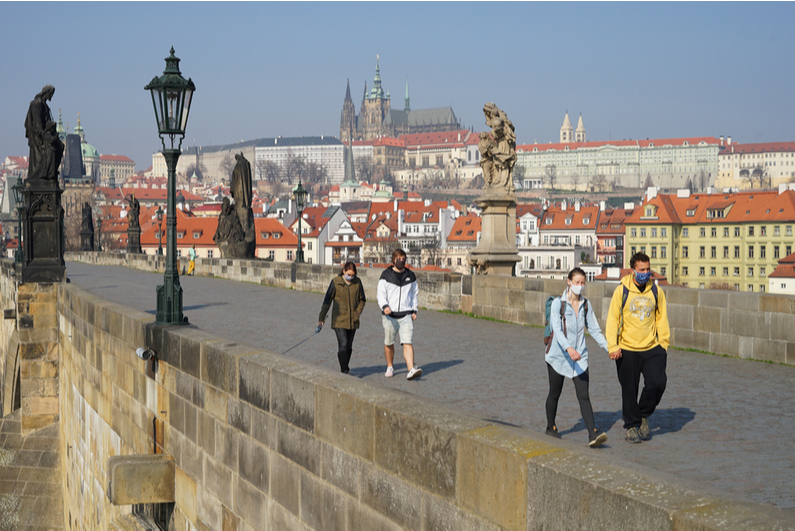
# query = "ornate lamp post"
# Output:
<box><xmin>156</xmin><ymin>206</ymin><xmax>164</xmax><ymax>256</ymax></box>
<box><xmin>292</xmin><ymin>179</ymin><xmax>307</xmax><ymax>263</ymax></box>
<box><xmin>93</xmin><ymin>206</ymin><xmax>103</xmax><ymax>252</ymax></box>
<box><xmin>145</xmin><ymin>47</ymin><xmax>195</xmax><ymax>324</ymax></box>
<box><xmin>11</xmin><ymin>180</ymin><xmax>24</xmax><ymax>263</ymax></box>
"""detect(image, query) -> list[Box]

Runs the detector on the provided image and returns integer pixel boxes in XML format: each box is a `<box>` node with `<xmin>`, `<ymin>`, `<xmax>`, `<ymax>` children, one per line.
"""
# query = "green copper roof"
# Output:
<box><xmin>81</xmin><ymin>142</ymin><xmax>99</xmax><ymax>159</ymax></box>
<box><xmin>367</xmin><ymin>56</ymin><xmax>388</xmax><ymax>100</ymax></box>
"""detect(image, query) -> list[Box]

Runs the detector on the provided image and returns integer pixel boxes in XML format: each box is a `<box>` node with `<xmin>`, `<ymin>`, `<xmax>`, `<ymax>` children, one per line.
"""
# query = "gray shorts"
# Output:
<box><xmin>382</xmin><ymin>314</ymin><xmax>414</xmax><ymax>346</ymax></box>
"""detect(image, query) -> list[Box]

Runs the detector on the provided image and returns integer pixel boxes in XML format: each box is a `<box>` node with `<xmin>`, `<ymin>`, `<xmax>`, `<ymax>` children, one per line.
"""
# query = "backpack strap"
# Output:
<box><xmin>545</xmin><ymin>299</ymin><xmax>567</xmax><ymax>354</ymax></box>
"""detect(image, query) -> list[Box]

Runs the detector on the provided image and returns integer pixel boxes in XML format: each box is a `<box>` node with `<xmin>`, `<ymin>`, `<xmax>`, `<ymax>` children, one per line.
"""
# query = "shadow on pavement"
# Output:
<box><xmin>650</xmin><ymin>407</ymin><xmax>696</xmax><ymax>435</ymax></box>
<box><xmin>184</xmin><ymin>302</ymin><xmax>230</xmax><ymax>311</ymax></box>
<box><xmin>351</xmin><ymin>359</ymin><xmax>464</xmax><ymax>379</ymax></box>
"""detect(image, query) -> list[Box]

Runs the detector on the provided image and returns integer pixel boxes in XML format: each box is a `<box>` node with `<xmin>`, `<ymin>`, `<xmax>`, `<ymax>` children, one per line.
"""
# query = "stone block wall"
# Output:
<box><xmin>67</xmin><ymin>252</ymin><xmax>795</xmax><ymax>366</ymax></box>
<box><xmin>53</xmin><ymin>280</ymin><xmax>793</xmax><ymax>530</ymax></box>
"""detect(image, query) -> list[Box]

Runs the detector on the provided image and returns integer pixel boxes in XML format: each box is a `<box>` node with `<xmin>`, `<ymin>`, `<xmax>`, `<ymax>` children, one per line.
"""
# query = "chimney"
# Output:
<box><xmin>561</xmin><ymin>200</ymin><xmax>567</xmax><ymax>211</ymax></box>
<box><xmin>398</xmin><ymin>209</ymin><xmax>405</xmax><ymax>235</ymax></box>
<box><xmin>599</xmin><ymin>200</ymin><xmax>606</xmax><ymax>212</ymax></box>
<box><xmin>727</xmin><ymin>136</ymin><xmax>732</xmax><ymax>146</ymax></box>
<box><xmin>575</xmin><ymin>200</ymin><xmax>581</xmax><ymax>212</ymax></box>
<box><xmin>457</xmin><ymin>132</ymin><xmax>461</xmax><ymax>142</ymax></box>
<box><xmin>394</xmin><ymin>198</ymin><xmax>398</xmax><ymax>212</ymax></box>
<box><xmin>424</xmin><ymin>198</ymin><xmax>431</xmax><ymax>207</ymax></box>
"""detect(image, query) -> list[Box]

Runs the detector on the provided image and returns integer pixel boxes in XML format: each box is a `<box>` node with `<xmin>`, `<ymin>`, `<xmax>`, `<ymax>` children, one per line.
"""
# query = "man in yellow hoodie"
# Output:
<box><xmin>605</xmin><ymin>252</ymin><xmax>670</xmax><ymax>444</ymax></box>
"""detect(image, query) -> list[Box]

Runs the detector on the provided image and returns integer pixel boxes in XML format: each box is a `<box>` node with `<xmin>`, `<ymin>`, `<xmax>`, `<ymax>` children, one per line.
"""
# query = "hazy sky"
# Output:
<box><xmin>2</xmin><ymin>2</ymin><xmax>794</xmax><ymax>172</ymax></box>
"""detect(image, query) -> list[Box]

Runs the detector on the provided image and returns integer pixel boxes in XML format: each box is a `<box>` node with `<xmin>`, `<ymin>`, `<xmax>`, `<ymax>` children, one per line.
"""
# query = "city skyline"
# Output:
<box><xmin>1</xmin><ymin>2</ymin><xmax>794</xmax><ymax>172</ymax></box>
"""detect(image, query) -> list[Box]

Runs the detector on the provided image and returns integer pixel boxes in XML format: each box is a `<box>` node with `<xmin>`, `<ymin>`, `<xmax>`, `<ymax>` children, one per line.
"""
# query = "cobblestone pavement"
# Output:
<box><xmin>67</xmin><ymin>261</ymin><xmax>795</xmax><ymax>512</ymax></box>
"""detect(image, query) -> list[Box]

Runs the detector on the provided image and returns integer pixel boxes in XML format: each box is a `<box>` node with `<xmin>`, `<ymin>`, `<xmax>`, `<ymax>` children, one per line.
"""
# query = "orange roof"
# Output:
<box><xmin>373</xmin><ymin>137</ymin><xmax>405</xmax><ymax>148</ymax></box>
<box><xmin>718</xmin><ymin>141</ymin><xmax>795</xmax><ymax>155</ymax></box>
<box><xmin>627</xmin><ymin>189</ymin><xmax>795</xmax><ymax>225</ymax></box>
<box><xmin>516</xmin><ymin>203</ymin><xmax>543</xmax><ymax>218</ymax></box>
<box><xmin>596</xmin><ymin>208</ymin><xmax>634</xmax><ymax>235</ymax></box>
<box><xmin>97</xmin><ymin>187</ymin><xmax>204</xmax><ymax>203</ymax></box>
<box><xmin>540</xmin><ymin>204</ymin><xmax>599</xmax><ymax>230</ymax></box>
<box><xmin>100</xmin><ymin>154</ymin><xmax>134</xmax><ymax>162</ymax></box>
<box><xmin>769</xmin><ymin>251</ymin><xmax>795</xmax><ymax>279</ymax></box>
<box><xmin>517</xmin><ymin>136</ymin><xmax>721</xmax><ymax>154</ymax></box>
<box><xmin>255</xmin><ymin>218</ymin><xmax>299</xmax><ymax>247</ymax></box>
<box><xmin>400</xmin><ymin>130</ymin><xmax>472</xmax><ymax>149</ymax></box>
<box><xmin>447</xmin><ymin>215</ymin><xmax>481</xmax><ymax>242</ymax></box>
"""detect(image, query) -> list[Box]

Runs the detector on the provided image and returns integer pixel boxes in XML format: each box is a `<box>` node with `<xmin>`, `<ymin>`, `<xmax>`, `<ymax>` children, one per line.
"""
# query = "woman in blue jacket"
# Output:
<box><xmin>545</xmin><ymin>267</ymin><xmax>609</xmax><ymax>448</ymax></box>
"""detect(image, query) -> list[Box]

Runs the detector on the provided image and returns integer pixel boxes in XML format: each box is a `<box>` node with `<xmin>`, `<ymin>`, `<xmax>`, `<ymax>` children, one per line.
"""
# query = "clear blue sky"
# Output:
<box><xmin>2</xmin><ymin>2</ymin><xmax>794</xmax><ymax>172</ymax></box>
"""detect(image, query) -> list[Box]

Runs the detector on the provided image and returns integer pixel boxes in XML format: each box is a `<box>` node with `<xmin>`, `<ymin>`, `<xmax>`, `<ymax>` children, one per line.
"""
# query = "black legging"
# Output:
<box><xmin>545</xmin><ymin>363</ymin><xmax>596</xmax><ymax>434</ymax></box>
<box><xmin>334</xmin><ymin>328</ymin><xmax>356</xmax><ymax>373</ymax></box>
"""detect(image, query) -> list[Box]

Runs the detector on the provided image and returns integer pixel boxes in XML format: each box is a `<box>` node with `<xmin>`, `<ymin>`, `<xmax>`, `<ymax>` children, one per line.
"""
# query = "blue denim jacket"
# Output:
<box><xmin>545</xmin><ymin>289</ymin><xmax>609</xmax><ymax>378</ymax></box>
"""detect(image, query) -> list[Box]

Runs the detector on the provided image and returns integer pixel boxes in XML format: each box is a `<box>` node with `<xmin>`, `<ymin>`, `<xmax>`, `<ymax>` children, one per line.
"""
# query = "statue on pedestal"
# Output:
<box><xmin>126</xmin><ymin>193</ymin><xmax>142</xmax><ymax>254</ymax></box>
<box><xmin>214</xmin><ymin>153</ymin><xmax>255</xmax><ymax>258</ymax></box>
<box><xmin>468</xmin><ymin>102</ymin><xmax>521</xmax><ymax>276</ymax></box>
<box><xmin>25</xmin><ymin>85</ymin><xmax>64</xmax><ymax>186</ymax></box>
<box><xmin>80</xmin><ymin>202</ymin><xmax>94</xmax><ymax>252</ymax></box>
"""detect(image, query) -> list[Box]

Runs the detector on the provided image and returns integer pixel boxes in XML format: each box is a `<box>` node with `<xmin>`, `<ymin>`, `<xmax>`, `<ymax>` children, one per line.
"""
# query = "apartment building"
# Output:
<box><xmin>716</xmin><ymin>141</ymin><xmax>795</xmax><ymax>190</ymax></box>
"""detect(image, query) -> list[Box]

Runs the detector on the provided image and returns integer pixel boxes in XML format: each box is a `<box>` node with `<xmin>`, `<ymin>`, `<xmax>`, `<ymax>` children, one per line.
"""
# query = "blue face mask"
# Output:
<box><xmin>343</xmin><ymin>274</ymin><xmax>354</xmax><ymax>282</ymax></box>
<box><xmin>634</xmin><ymin>271</ymin><xmax>651</xmax><ymax>284</ymax></box>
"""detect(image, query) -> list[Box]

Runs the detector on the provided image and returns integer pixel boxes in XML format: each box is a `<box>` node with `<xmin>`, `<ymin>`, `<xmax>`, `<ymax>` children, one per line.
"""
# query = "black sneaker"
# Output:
<box><xmin>625</xmin><ymin>427</ymin><xmax>642</xmax><ymax>444</ymax></box>
<box><xmin>545</xmin><ymin>427</ymin><xmax>561</xmax><ymax>439</ymax></box>
<box><xmin>588</xmin><ymin>431</ymin><xmax>608</xmax><ymax>448</ymax></box>
<box><xmin>639</xmin><ymin>418</ymin><xmax>651</xmax><ymax>440</ymax></box>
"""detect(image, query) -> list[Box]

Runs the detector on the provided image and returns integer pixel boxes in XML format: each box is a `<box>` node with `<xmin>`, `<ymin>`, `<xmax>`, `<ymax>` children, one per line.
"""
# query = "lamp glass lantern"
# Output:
<box><xmin>292</xmin><ymin>180</ymin><xmax>308</xmax><ymax>263</ymax></box>
<box><xmin>146</xmin><ymin>47</ymin><xmax>195</xmax><ymax>324</ymax></box>
<box><xmin>156</xmin><ymin>206</ymin><xmax>164</xmax><ymax>256</ymax></box>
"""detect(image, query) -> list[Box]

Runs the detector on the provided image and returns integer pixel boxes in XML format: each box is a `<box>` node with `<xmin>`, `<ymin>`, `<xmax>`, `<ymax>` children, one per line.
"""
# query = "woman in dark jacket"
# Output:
<box><xmin>318</xmin><ymin>262</ymin><xmax>366</xmax><ymax>373</ymax></box>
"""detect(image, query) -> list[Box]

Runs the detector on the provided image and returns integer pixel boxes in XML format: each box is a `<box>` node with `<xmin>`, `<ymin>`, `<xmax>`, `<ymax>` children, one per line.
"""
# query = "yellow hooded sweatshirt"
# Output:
<box><xmin>605</xmin><ymin>275</ymin><xmax>670</xmax><ymax>353</ymax></box>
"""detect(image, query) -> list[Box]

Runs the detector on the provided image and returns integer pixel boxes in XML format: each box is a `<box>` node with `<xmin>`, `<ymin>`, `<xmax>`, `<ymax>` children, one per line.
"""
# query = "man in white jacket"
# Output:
<box><xmin>377</xmin><ymin>249</ymin><xmax>422</xmax><ymax>380</ymax></box>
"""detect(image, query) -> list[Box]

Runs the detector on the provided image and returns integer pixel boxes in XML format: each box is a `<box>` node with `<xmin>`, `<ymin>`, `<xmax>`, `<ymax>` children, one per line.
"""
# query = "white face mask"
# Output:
<box><xmin>569</xmin><ymin>284</ymin><xmax>584</xmax><ymax>296</ymax></box>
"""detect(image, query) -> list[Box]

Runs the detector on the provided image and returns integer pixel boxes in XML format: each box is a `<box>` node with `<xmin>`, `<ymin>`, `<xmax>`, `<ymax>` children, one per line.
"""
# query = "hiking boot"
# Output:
<box><xmin>407</xmin><ymin>367</ymin><xmax>422</xmax><ymax>380</ymax></box>
<box><xmin>625</xmin><ymin>427</ymin><xmax>642</xmax><ymax>444</ymax></box>
<box><xmin>545</xmin><ymin>427</ymin><xmax>561</xmax><ymax>439</ymax></box>
<box><xmin>588</xmin><ymin>431</ymin><xmax>608</xmax><ymax>448</ymax></box>
<box><xmin>639</xmin><ymin>417</ymin><xmax>651</xmax><ymax>440</ymax></box>
<box><xmin>384</xmin><ymin>366</ymin><xmax>394</xmax><ymax>378</ymax></box>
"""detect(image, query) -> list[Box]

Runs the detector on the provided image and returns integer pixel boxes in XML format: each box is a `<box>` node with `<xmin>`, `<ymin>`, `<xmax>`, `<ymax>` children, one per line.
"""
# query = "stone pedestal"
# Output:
<box><xmin>80</xmin><ymin>228</ymin><xmax>94</xmax><ymax>252</ymax></box>
<box><xmin>20</xmin><ymin>184</ymin><xmax>66</xmax><ymax>284</ymax></box>
<box><xmin>468</xmin><ymin>193</ymin><xmax>520</xmax><ymax>276</ymax></box>
<box><xmin>127</xmin><ymin>226</ymin><xmax>142</xmax><ymax>254</ymax></box>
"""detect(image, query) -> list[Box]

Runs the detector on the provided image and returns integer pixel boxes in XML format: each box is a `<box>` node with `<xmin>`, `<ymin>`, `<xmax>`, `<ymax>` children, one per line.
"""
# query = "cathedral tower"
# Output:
<box><xmin>560</xmin><ymin>111</ymin><xmax>573</xmax><ymax>143</ymax></box>
<box><xmin>361</xmin><ymin>56</ymin><xmax>391</xmax><ymax>140</ymax></box>
<box><xmin>575</xmin><ymin>113</ymin><xmax>586</xmax><ymax>143</ymax></box>
<box><xmin>340</xmin><ymin>79</ymin><xmax>357</xmax><ymax>143</ymax></box>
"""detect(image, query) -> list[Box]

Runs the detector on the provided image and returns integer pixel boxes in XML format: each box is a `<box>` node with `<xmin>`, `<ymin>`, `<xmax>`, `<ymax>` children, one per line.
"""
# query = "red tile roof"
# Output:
<box><xmin>447</xmin><ymin>215</ymin><xmax>481</xmax><ymax>242</ymax></box>
<box><xmin>769</xmin><ymin>251</ymin><xmax>795</xmax><ymax>279</ymax></box>
<box><xmin>718</xmin><ymin>141</ymin><xmax>795</xmax><ymax>155</ymax></box>
<box><xmin>540</xmin><ymin>204</ymin><xmax>599</xmax><ymax>230</ymax></box>
<box><xmin>400</xmin><ymin>130</ymin><xmax>472</xmax><ymax>149</ymax></box>
<box><xmin>100</xmin><ymin>154</ymin><xmax>134</xmax><ymax>162</ymax></box>
<box><xmin>517</xmin><ymin>136</ymin><xmax>721</xmax><ymax>154</ymax></box>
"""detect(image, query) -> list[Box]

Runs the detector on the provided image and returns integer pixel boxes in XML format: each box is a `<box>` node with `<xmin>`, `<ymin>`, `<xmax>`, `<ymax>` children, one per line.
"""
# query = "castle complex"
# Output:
<box><xmin>340</xmin><ymin>57</ymin><xmax>461</xmax><ymax>142</ymax></box>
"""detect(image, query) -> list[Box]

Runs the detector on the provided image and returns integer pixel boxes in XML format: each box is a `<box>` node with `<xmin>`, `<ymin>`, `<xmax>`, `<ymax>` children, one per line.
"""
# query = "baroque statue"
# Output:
<box><xmin>80</xmin><ymin>202</ymin><xmax>95</xmax><ymax>252</ymax></box>
<box><xmin>126</xmin><ymin>193</ymin><xmax>140</xmax><ymax>229</ymax></box>
<box><xmin>479</xmin><ymin>102</ymin><xmax>516</xmax><ymax>195</ymax></box>
<box><xmin>214</xmin><ymin>153</ymin><xmax>255</xmax><ymax>258</ymax></box>
<box><xmin>25</xmin><ymin>85</ymin><xmax>64</xmax><ymax>186</ymax></box>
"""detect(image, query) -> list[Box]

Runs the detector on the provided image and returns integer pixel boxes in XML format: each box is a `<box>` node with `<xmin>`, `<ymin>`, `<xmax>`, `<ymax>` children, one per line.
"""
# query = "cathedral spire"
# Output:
<box><xmin>560</xmin><ymin>110</ymin><xmax>573</xmax><ymax>143</ymax></box>
<box><xmin>344</xmin><ymin>78</ymin><xmax>352</xmax><ymax>102</ymax></box>
<box><xmin>370</xmin><ymin>55</ymin><xmax>386</xmax><ymax>100</ymax></box>
<box><xmin>575</xmin><ymin>113</ymin><xmax>586</xmax><ymax>143</ymax></box>
<box><xmin>404</xmin><ymin>76</ymin><xmax>411</xmax><ymax>112</ymax></box>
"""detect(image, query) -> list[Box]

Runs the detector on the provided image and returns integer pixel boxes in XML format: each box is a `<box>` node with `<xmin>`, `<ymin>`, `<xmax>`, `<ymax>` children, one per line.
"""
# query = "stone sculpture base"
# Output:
<box><xmin>20</xmin><ymin>184</ymin><xmax>66</xmax><ymax>284</ymax></box>
<box><xmin>80</xmin><ymin>229</ymin><xmax>94</xmax><ymax>252</ymax></box>
<box><xmin>216</xmin><ymin>239</ymin><xmax>255</xmax><ymax>259</ymax></box>
<box><xmin>468</xmin><ymin>192</ymin><xmax>520</xmax><ymax>276</ymax></box>
<box><xmin>127</xmin><ymin>227</ymin><xmax>142</xmax><ymax>254</ymax></box>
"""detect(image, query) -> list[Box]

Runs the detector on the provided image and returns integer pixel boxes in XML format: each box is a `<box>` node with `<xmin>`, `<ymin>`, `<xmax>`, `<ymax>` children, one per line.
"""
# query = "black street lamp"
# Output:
<box><xmin>156</xmin><ymin>206</ymin><xmax>164</xmax><ymax>256</ymax></box>
<box><xmin>145</xmin><ymin>47</ymin><xmax>195</xmax><ymax>324</ymax></box>
<box><xmin>292</xmin><ymin>179</ymin><xmax>307</xmax><ymax>263</ymax></box>
<box><xmin>11</xmin><ymin>179</ymin><xmax>24</xmax><ymax>263</ymax></box>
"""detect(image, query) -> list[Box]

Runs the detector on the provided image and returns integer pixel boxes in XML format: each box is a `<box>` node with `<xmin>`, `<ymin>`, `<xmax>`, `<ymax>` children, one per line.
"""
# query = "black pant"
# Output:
<box><xmin>334</xmin><ymin>328</ymin><xmax>356</xmax><ymax>373</ymax></box>
<box><xmin>545</xmin><ymin>363</ymin><xmax>596</xmax><ymax>436</ymax></box>
<box><xmin>615</xmin><ymin>345</ymin><xmax>667</xmax><ymax>429</ymax></box>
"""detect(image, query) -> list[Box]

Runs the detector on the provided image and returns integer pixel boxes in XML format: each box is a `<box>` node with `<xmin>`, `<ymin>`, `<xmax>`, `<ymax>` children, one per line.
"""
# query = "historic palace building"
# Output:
<box><xmin>340</xmin><ymin>58</ymin><xmax>461</xmax><ymax>143</ymax></box>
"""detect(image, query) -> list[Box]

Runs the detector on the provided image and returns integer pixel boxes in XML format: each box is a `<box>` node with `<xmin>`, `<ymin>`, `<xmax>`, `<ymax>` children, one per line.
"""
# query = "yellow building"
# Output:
<box><xmin>716</xmin><ymin>141</ymin><xmax>795</xmax><ymax>190</ymax></box>
<box><xmin>625</xmin><ymin>188</ymin><xmax>795</xmax><ymax>291</ymax></box>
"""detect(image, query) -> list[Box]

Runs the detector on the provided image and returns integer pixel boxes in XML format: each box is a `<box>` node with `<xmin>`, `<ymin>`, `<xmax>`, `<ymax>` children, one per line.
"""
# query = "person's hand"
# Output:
<box><xmin>384</xmin><ymin>307</ymin><xmax>392</xmax><ymax>315</ymax></box>
<box><xmin>411</xmin><ymin>313</ymin><xmax>417</xmax><ymax>321</ymax></box>
<box><xmin>317</xmin><ymin>321</ymin><xmax>323</xmax><ymax>328</ymax></box>
<box><xmin>567</xmin><ymin>347</ymin><xmax>581</xmax><ymax>361</ymax></box>
<box><xmin>609</xmin><ymin>349</ymin><xmax>622</xmax><ymax>360</ymax></box>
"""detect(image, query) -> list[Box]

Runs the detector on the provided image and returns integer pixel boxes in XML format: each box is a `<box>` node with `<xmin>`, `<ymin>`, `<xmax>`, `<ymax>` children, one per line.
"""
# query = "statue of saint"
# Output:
<box><xmin>230</xmin><ymin>153</ymin><xmax>254</xmax><ymax>243</ymax></box>
<box><xmin>126</xmin><ymin>193</ymin><xmax>140</xmax><ymax>229</ymax></box>
<box><xmin>479</xmin><ymin>102</ymin><xmax>516</xmax><ymax>194</ymax></box>
<box><xmin>25</xmin><ymin>85</ymin><xmax>62</xmax><ymax>185</ymax></box>
<box><xmin>81</xmin><ymin>202</ymin><xmax>94</xmax><ymax>233</ymax></box>
<box><xmin>214</xmin><ymin>197</ymin><xmax>244</xmax><ymax>243</ymax></box>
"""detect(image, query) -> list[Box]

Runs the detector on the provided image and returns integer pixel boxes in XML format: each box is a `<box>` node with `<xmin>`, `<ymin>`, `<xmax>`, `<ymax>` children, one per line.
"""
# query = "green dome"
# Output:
<box><xmin>81</xmin><ymin>142</ymin><xmax>99</xmax><ymax>159</ymax></box>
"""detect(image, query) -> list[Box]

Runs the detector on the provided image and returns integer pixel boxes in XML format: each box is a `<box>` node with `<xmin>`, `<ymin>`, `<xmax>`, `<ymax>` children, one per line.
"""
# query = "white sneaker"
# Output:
<box><xmin>406</xmin><ymin>367</ymin><xmax>422</xmax><ymax>380</ymax></box>
<box><xmin>384</xmin><ymin>366</ymin><xmax>394</xmax><ymax>378</ymax></box>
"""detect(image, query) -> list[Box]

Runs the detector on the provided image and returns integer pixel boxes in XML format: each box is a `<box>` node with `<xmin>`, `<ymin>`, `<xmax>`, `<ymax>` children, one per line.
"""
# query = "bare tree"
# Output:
<box><xmin>283</xmin><ymin>149</ymin><xmax>306</xmax><ymax>184</ymax></box>
<box><xmin>697</xmin><ymin>169</ymin><xmax>709</xmax><ymax>191</ymax></box>
<box><xmin>304</xmin><ymin>161</ymin><xmax>328</xmax><ymax>185</ymax></box>
<box><xmin>545</xmin><ymin>164</ymin><xmax>557</xmax><ymax>189</ymax></box>
<box><xmin>570</xmin><ymin>171</ymin><xmax>580</xmax><ymax>192</ymax></box>
<box><xmin>184</xmin><ymin>162</ymin><xmax>208</xmax><ymax>181</ymax></box>
<box><xmin>421</xmin><ymin>236</ymin><xmax>443</xmax><ymax>268</ymax></box>
<box><xmin>219</xmin><ymin>154</ymin><xmax>236</xmax><ymax>180</ymax></box>
<box><xmin>512</xmin><ymin>164</ymin><xmax>526</xmax><ymax>191</ymax></box>
<box><xmin>256</xmin><ymin>159</ymin><xmax>281</xmax><ymax>183</ymax></box>
<box><xmin>742</xmin><ymin>166</ymin><xmax>770</xmax><ymax>189</ymax></box>
<box><xmin>592</xmin><ymin>173</ymin><xmax>608</xmax><ymax>193</ymax></box>
<box><xmin>354</xmin><ymin>156</ymin><xmax>374</xmax><ymax>184</ymax></box>
<box><xmin>644</xmin><ymin>173</ymin><xmax>654</xmax><ymax>189</ymax></box>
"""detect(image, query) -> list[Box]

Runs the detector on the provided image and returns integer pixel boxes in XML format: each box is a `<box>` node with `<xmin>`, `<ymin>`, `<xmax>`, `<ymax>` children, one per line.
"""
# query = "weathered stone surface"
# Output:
<box><xmin>316</xmin><ymin>385</ymin><xmax>374</xmax><ymax>461</ymax></box>
<box><xmin>239</xmin><ymin>356</ymin><xmax>270</xmax><ymax>412</ymax></box>
<box><xmin>270</xmin><ymin>453</ymin><xmax>301</xmax><ymax>517</ymax></box>
<box><xmin>300</xmin><ymin>470</ymin><xmax>349</xmax><ymax>531</ymax></box>
<box><xmin>204</xmin><ymin>453</ymin><xmax>234</xmax><ymax>508</ymax></box>
<box><xmin>234</xmin><ymin>475</ymin><xmax>269</xmax><ymax>528</ymax></box>
<box><xmin>175</xmin><ymin>467</ymin><xmax>198</xmax><ymax>525</ymax></box>
<box><xmin>271</xmin><ymin>367</ymin><xmax>315</xmax><ymax>432</ymax></box>
<box><xmin>238</xmin><ymin>433</ymin><xmax>269</xmax><ymax>492</ymax></box>
<box><xmin>360</xmin><ymin>461</ymin><xmax>422</xmax><ymax>530</ymax></box>
<box><xmin>421</xmin><ymin>491</ymin><xmax>502</xmax><ymax>531</ymax></box>
<box><xmin>277</xmin><ymin>418</ymin><xmax>320</xmax><ymax>475</ymax></box>
<box><xmin>320</xmin><ymin>441</ymin><xmax>362</xmax><ymax>500</ymax></box>
<box><xmin>673</xmin><ymin>500</ymin><xmax>795</xmax><ymax>530</ymax></box>
<box><xmin>107</xmin><ymin>454</ymin><xmax>175</xmax><ymax>505</ymax></box>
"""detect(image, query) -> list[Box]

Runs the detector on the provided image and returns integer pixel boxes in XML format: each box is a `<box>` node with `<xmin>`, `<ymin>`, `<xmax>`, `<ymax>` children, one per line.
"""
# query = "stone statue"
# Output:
<box><xmin>126</xmin><ymin>193</ymin><xmax>140</xmax><ymax>229</ymax></box>
<box><xmin>25</xmin><ymin>85</ymin><xmax>63</xmax><ymax>185</ymax></box>
<box><xmin>80</xmin><ymin>202</ymin><xmax>95</xmax><ymax>252</ymax></box>
<box><xmin>214</xmin><ymin>154</ymin><xmax>255</xmax><ymax>258</ymax></box>
<box><xmin>479</xmin><ymin>102</ymin><xmax>516</xmax><ymax>195</ymax></box>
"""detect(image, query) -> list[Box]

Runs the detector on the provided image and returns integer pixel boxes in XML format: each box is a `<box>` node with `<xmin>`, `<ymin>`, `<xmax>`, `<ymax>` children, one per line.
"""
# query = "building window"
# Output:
<box><xmin>651</xmin><ymin>228</ymin><xmax>657</xmax><ymax>237</ymax></box>
<box><xmin>287</xmin><ymin>250</ymin><xmax>294</xmax><ymax>261</ymax></box>
<box><xmin>774</xmin><ymin>226</ymin><xmax>780</xmax><ymax>236</ymax></box>
<box><xmin>734</xmin><ymin>267</ymin><xmax>740</xmax><ymax>276</ymax></box>
<box><xmin>651</xmin><ymin>246</ymin><xmax>657</xmax><ymax>258</ymax></box>
<box><xmin>760</xmin><ymin>285</ymin><xmax>765</xmax><ymax>292</ymax></box>
<box><xmin>640</xmin><ymin>228</ymin><xmax>646</xmax><ymax>238</ymax></box>
<box><xmin>682</xmin><ymin>228</ymin><xmax>689</xmax><ymax>237</ymax></box>
<box><xmin>457</xmin><ymin>258</ymin><xmax>462</xmax><ymax>265</ymax></box>
<box><xmin>734</xmin><ymin>227</ymin><xmax>740</xmax><ymax>237</ymax></box>
<box><xmin>761</xmin><ymin>226</ymin><xmax>767</xmax><ymax>236</ymax></box>
<box><xmin>711</xmin><ymin>227</ymin><xmax>717</xmax><ymax>237</ymax></box>
<box><xmin>699</xmin><ymin>266</ymin><xmax>705</xmax><ymax>276</ymax></box>
<box><xmin>700</xmin><ymin>246</ymin><xmax>705</xmax><ymax>258</ymax></box>
<box><xmin>682</xmin><ymin>246</ymin><xmax>688</xmax><ymax>258</ymax></box>
<box><xmin>723</xmin><ymin>267</ymin><xmax>728</xmax><ymax>276</ymax></box>
<box><xmin>177</xmin><ymin>232</ymin><xmax>184</xmax><ymax>239</ymax></box>
<box><xmin>760</xmin><ymin>245</ymin><xmax>766</xmax><ymax>258</ymax></box>
<box><xmin>710</xmin><ymin>246</ymin><xmax>716</xmax><ymax>258</ymax></box>
<box><xmin>748</xmin><ymin>226</ymin><xmax>754</xmax><ymax>236</ymax></box>
<box><xmin>734</xmin><ymin>246</ymin><xmax>740</xmax><ymax>258</ymax></box>
<box><xmin>661</xmin><ymin>228</ymin><xmax>667</xmax><ymax>237</ymax></box>
<box><xmin>631</xmin><ymin>246</ymin><xmax>637</xmax><ymax>255</ymax></box>
<box><xmin>748</xmin><ymin>246</ymin><xmax>754</xmax><ymax>259</ymax></box>
<box><xmin>177</xmin><ymin>250</ymin><xmax>182</xmax><ymax>257</ymax></box>
<box><xmin>787</xmin><ymin>226</ymin><xmax>793</xmax><ymax>237</ymax></box>
<box><xmin>207</xmin><ymin>250</ymin><xmax>213</xmax><ymax>258</ymax></box>
<box><xmin>269</xmin><ymin>250</ymin><xmax>275</xmax><ymax>260</ymax></box>
<box><xmin>661</xmin><ymin>267</ymin><xmax>666</xmax><ymax>276</ymax></box>
<box><xmin>760</xmin><ymin>267</ymin><xmax>766</xmax><ymax>277</ymax></box>
<box><xmin>724</xmin><ymin>227</ymin><xmax>729</xmax><ymax>237</ymax></box>
<box><xmin>734</xmin><ymin>284</ymin><xmax>740</xmax><ymax>290</ymax></box>
<box><xmin>661</xmin><ymin>246</ymin><xmax>667</xmax><ymax>258</ymax></box>
<box><xmin>422</xmin><ymin>156</ymin><xmax>429</xmax><ymax>166</ymax></box>
<box><xmin>683</xmin><ymin>266</ymin><xmax>689</xmax><ymax>276</ymax></box>
<box><xmin>631</xmin><ymin>228</ymin><xmax>637</xmax><ymax>237</ymax></box>
<box><xmin>723</xmin><ymin>246</ymin><xmax>729</xmax><ymax>258</ymax></box>
<box><xmin>774</xmin><ymin>246</ymin><xmax>780</xmax><ymax>259</ymax></box>
<box><xmin>700</xmin><ymin>228</ymin><xmax>706</xmax><ymax>237</ymax></box>
<box><xmin>788</xmin><ymin>245</ymin><xmax>793</xmax><ymax>256</ymax></box>
<box><xmin>193</xmin><ymin>232</ymin><xmax>200</xmax><ymax>239</ymax></box>
<box><xmin>710</xmin><ymin>267</ymin><xmax>716</xmax><ymax>276</ymax></box>
<box><xmin>747</xmin><ymin>267</ymin><xmax>753</xmax><ymax>277</ymax></box>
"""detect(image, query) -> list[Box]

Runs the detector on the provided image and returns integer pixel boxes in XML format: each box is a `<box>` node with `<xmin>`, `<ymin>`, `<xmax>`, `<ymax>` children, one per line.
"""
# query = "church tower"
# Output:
<box><xmin>560</xmin><ymin>111</ymin><xmax>573</xmax><ymax>143</ymax></box>
<box><xmin>340</xmin><ymin>79</ymin><xmax>357</xmax><ymax>143</ymax></box>
<box><xmin>361</xmin><ymin>56</ymin><xmax>391</xmax><ymax>140</ymax></box>
<box><xmin>575</xmin><ymin>113</ymin><xmax>586</xmax><ymax>143</ymax></box>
